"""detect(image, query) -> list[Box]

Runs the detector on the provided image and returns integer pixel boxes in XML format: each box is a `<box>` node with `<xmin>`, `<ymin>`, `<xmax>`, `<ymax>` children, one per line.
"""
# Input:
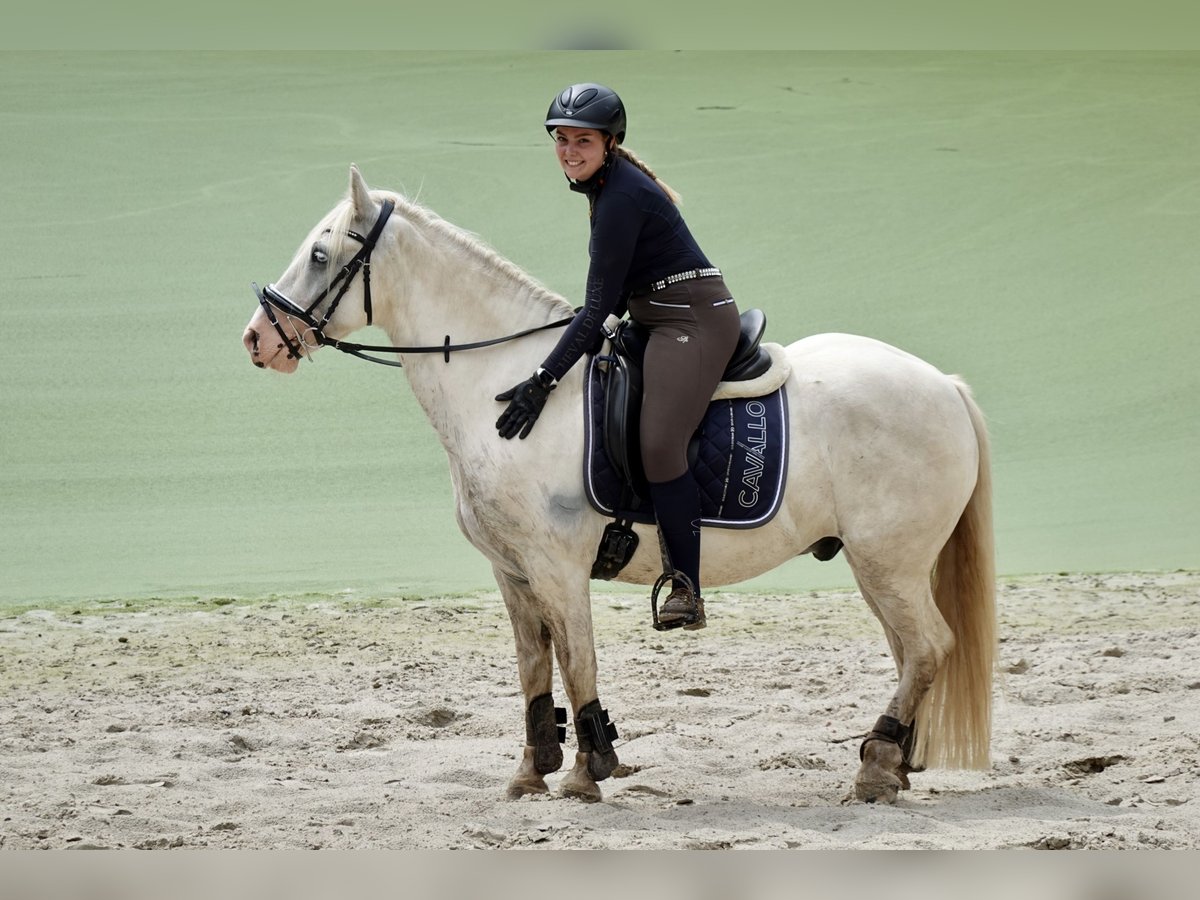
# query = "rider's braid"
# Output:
<box><xmin>614</xmin><ymin>145</ymin><xmax>682</xmax><ymax>205</ymax></box>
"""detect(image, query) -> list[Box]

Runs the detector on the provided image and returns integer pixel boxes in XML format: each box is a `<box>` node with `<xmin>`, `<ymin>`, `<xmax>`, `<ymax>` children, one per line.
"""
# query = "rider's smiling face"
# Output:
<box><xmin>553</xmin><ymin>126</ymin><xmax>610</xmax><ymax>182</ymax></box>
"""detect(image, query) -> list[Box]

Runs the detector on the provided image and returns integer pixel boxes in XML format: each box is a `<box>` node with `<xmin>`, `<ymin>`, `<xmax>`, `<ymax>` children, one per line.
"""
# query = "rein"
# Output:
<box><xmin>317</xmin><ymin>319</ymin><xmax>575</xmax><ymax>367</ymax></box>
<box><xmin>253</xmin><ymin>198</ymin><xmax>573</xmax><ymax>368</ymax></box>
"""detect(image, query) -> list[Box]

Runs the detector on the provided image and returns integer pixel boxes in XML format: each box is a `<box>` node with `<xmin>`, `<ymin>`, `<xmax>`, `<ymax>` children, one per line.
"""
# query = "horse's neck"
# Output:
<box><xmin>373</xmin><ymin>209</ymin><xmax>572</xmax><ymax>449</ymax></box>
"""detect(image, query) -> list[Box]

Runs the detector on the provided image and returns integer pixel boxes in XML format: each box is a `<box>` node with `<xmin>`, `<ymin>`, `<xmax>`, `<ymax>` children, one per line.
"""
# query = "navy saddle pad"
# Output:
<box><xmin>582</xmin><ymin>355</ymin><xmax>789</xmax><ymax>529</ymax></box>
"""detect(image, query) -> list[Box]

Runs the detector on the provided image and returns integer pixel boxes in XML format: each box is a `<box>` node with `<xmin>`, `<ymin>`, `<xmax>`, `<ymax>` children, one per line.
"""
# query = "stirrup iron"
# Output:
<box><xmin>650</xmin><ymin>571</ymin><xmax>702</xmax><ymax>631</ymax></box>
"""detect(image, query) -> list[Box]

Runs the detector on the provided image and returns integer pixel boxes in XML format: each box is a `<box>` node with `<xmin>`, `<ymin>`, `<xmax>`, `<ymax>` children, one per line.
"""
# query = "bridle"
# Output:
<box><xmin>252</xmin><ymin>198</ymin><xmax>573</xmax><ymax>368</ymax></box>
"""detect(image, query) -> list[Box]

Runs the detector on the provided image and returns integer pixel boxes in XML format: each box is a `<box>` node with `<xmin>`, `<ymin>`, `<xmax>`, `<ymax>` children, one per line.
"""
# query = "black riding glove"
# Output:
<box><xmin>495</xmin><ymin>370</ymin><xmax>556</xmax><ymax>440</ymax></box>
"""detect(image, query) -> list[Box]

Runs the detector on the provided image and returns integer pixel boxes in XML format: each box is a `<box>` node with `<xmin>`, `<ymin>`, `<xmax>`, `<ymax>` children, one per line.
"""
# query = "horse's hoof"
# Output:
<box><xmin>852</xmin><ymin>773</ymin><xmax>902</xmax><ymax>804</ymax></box>
<box><xmin>506</xmin><ymin>781</ymin><xmax>549</xmax><ymax>800</ymax></box>
<box><xmin>560</xmin><ymin>781</ymin><xmax>603</xmax><ymax>803</ymax></box>
<box><xmin>560</xmin><ymin>753</ymin><xmax>604</xmax><ymax>802</ymax></box>
<box><xmin>853</xmin><ymin>735</ymin><xmax>904</xmax><ymax>803</ymax></box>
<box><xmin>505</xmin><ymin>776</ymin><xmax>550</xmax><ymax>800</ymax></box>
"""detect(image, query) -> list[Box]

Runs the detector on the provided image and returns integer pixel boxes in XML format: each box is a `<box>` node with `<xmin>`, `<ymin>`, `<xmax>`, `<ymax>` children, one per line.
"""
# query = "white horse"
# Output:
<box><xmin>242</xmin><ymin>166</ymin><xmax>996</xmax><ymax>804</ymax></box>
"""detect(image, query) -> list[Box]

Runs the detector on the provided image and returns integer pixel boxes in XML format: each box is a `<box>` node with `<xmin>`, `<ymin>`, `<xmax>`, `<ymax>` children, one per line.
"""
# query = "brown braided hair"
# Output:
<box><xmin>613</xmin><ymin>145</ymin><xmax>682</xmax><ymax>205</ymax></box>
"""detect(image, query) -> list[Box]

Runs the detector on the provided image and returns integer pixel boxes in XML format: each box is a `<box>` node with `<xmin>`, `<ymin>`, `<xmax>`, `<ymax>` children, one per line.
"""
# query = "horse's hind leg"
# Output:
<box><xmin>495</xmin><ymin>569</ymin><xmax>563</xmax><ymax>799</ymax></box>
<box><xmin>848</xmin><ymin>566</ymin><xmax>954</xmax><ymax>804</ymax></box>
<box><xmin>860</xmin><ymin>610</ymin><xmax>925</xmax><ymax>788</ymax></box>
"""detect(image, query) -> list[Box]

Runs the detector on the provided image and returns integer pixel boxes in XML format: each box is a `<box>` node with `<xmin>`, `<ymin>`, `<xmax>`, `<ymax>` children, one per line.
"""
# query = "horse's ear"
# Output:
<box><xmin>349</xmin><ymin>164</ymin><xmax>372</xmax><ymax>214</ymax></box>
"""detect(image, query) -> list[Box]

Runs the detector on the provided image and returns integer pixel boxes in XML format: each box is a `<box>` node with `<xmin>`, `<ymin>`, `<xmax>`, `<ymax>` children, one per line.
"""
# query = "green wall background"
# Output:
<box><xmin>1</xmin><ymin>52</ymin><xmax>1196</xmax><ymax>605</ymax></box>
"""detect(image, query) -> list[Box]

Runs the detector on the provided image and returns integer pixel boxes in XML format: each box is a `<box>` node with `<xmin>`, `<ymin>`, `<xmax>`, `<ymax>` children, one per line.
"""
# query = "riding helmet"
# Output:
<box><xmin>544</xmin><ymin>83</ymin><xmax>627</xmax><ymax>144</ymax></box>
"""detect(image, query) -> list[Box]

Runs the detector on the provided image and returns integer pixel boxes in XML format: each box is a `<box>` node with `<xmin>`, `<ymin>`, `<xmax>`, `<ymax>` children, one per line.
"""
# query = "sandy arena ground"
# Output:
<box><xmin>1</xmin><ymin>571</ymin><xmax>1196</xmax><ymax>850</ymax></box>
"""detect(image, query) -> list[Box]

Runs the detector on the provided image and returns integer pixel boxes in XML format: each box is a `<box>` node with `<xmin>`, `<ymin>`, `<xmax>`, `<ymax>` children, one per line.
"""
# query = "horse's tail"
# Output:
<box><xmin>913</xmin><ymin>376</ymin><xmax>996</xmax><ymax>770</ymax></box>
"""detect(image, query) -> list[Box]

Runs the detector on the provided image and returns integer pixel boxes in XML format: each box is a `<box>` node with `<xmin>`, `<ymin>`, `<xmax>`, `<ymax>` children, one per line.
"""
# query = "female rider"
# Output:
<box><xmin>496</xmin><ymin>83</ymin><xmax>740</xmax><ymax>630</ymax></box>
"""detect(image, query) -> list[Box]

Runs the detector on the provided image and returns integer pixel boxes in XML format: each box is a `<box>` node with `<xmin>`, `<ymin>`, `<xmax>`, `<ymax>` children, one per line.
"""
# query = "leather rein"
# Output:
<box><xmin>252</xmin><ymin>199</ymin><xmax>573</xmax><ymax>368</ymax></box>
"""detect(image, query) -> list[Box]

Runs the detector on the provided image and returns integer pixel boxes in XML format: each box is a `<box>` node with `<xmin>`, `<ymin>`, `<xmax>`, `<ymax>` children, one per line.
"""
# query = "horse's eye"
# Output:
<box><xmin>311</xmin><ymin>245</ymin><xmax>329</xmax><ymax>265</ymax></box>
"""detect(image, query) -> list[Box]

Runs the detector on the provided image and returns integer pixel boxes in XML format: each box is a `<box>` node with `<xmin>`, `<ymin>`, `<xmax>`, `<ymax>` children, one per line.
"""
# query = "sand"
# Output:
<box><xmin>1</xmin><ymin>571</ymin><xmax>1196</xmax><ymax>850</ymax></box>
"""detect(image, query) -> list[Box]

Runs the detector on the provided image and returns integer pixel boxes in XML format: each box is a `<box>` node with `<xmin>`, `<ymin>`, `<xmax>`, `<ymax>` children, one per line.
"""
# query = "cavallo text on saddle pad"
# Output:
<box><xmin>737</xmin><ymin>399</ymin><xmax>771</xmax><ymax>508</ymax></box>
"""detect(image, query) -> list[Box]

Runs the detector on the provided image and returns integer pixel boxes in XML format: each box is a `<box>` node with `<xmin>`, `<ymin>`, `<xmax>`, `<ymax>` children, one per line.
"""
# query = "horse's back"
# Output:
<box><xmin>787</xmin><ymin>331</ymin><xmax>949</xmax><ymax>380</ymax></box>
<box><xmin>785</xmin><ymin>332</ymin><xmax>971</xmax><ymax>422</ymax></box>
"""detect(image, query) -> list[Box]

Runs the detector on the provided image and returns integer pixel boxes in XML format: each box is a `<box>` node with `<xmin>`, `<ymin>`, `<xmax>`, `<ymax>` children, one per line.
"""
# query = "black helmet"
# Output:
<box><xmin>544</xmin><ymin>83</ymin><xmax>626</xmax><ymax>144</ymax></box>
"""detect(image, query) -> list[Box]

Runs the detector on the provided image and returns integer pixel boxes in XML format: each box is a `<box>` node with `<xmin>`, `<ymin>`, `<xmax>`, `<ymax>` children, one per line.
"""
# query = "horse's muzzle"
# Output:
<box><xmin>242</xmin><ymin>325</ymin><xmax>265</xmax><ymax>368</ymax></box>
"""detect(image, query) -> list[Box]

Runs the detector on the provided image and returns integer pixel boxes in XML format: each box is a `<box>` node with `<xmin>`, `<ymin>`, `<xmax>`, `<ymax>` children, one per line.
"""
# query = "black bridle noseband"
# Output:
<box><xmin>252</xmin><ymin>199</ymin><xmax>573</xmax><ymax>368</ymax></box>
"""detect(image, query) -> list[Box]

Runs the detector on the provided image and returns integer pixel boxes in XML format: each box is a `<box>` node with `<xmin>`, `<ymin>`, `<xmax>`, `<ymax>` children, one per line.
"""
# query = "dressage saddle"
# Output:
<box><xmin>602</xmin><ymin>308</ymin><xmax>772</xmax><ymax>496</ymax></box>
<box><xmin>589</xmin><ymin>309</ymin><xmax>772</xmax><ymax>580</ymax></box>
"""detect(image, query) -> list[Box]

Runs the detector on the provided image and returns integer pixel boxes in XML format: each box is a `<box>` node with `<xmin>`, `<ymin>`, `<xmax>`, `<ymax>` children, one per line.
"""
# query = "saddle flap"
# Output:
<box><xmin>603</xmin><ymin>352</ymin><xmax>647</xmax><ymax>492</ymax></box>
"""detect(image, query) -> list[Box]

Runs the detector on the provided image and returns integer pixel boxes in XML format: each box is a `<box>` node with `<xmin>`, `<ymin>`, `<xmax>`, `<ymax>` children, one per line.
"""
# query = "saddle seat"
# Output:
<box><xmin>611</xmin><ymin>307</ymin><xmax>772</xmax><ymax>382</ymax></box>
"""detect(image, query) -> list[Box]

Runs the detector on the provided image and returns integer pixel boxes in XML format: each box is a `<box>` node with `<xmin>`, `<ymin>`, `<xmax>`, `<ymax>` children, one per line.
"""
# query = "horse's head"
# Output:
<box><xmin>243</xmin><ymin>165</ymin><xmax>392</xmax><ymax>373</ymax></box>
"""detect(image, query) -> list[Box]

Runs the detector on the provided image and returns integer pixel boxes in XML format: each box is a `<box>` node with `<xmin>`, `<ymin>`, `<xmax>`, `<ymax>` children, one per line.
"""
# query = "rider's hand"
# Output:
<box><xmin>495</xmin><ymin>370</ymin><xmax>556</xmax><ymax>440</ymax></box>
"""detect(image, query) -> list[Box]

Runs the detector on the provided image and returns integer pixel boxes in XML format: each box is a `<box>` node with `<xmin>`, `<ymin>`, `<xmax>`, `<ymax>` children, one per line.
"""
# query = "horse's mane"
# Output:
<box><xmin>322</xmin><ymin>190</ymin><xmax>574</xmax><ymax>318</ymax></box>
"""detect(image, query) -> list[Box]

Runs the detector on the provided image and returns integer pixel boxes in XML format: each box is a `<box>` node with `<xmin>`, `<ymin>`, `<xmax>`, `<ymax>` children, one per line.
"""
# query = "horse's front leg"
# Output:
<box><xmin>495</xmin><ymin>568</ymin><xmax>563</xmax><ymax>799</ymax></box>
<box><xmin>546</xmin><ymin>584</ymin><xmax>619</xmax><ymax>804</ymax></box>
<box><xmin>497</xmin><ymin>564</ymin><xmax>619</xmax><ymax>803</ymax></box>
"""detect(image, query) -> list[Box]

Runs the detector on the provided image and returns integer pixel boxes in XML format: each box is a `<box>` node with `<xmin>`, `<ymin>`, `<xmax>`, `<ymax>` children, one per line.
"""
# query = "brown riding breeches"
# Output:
<box><xmin>626</xmin><ymin>277</ymin><xmax>741</xmax><ymax>484</ymax></box>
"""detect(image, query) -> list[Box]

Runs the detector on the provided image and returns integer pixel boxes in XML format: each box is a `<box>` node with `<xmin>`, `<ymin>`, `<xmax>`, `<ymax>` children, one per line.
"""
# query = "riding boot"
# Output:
<box><xmin>649</xmin><ymin>472</ymin><xmax>705</xmax><ymax>630</ymax></box>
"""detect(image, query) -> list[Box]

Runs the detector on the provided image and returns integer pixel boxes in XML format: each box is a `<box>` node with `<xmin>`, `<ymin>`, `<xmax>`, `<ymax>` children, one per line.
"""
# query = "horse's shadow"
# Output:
<box><xmin>577</xmin><ymin>780</ymin><xmax>1148</xmax><ymax>848</ymax></box>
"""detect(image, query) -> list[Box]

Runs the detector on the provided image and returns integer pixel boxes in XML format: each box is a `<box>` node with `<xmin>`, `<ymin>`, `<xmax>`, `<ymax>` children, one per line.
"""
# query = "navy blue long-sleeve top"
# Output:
<box><xmin>539</xmin><ymin>155</ymin><xmax>714</xmax><ymax>381</ymax></box>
